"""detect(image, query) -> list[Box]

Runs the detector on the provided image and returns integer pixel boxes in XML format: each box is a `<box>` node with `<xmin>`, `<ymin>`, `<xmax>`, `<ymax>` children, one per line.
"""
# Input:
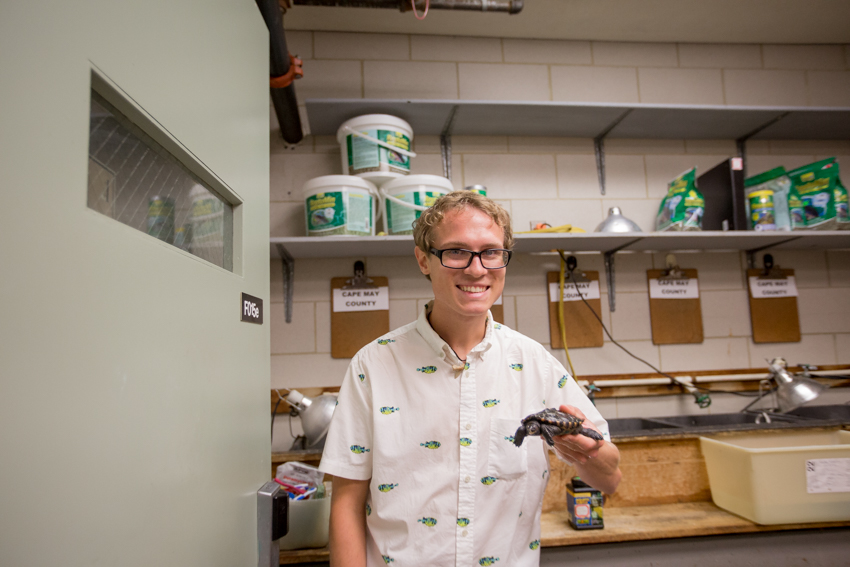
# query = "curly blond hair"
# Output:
<box><xmin>412</xmin><ymin>191</ymin><xmax>514</xmax><ymax>254</ymax></box>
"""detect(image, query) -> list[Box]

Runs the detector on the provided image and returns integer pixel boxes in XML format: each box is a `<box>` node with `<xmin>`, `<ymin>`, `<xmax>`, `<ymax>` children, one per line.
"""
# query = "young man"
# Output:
<box><xmin>319</xmin><ymin>191</ymin><xmax>621</xmax><ymax>567</ymax></box>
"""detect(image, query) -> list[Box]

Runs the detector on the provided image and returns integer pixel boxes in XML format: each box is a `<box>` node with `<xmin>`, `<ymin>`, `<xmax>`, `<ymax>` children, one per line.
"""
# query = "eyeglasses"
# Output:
<box><xmin>429</xmin><ymin>247</ymin><xmax>512</xmax><ymax>269</ymax></box>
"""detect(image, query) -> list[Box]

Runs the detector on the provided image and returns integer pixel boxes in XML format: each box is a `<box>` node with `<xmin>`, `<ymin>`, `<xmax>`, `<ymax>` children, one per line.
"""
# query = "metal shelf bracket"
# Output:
<box><xmin>275</xmin><ymin>243</ymin><xmax>295</xmax><ymax>323</ymax></box>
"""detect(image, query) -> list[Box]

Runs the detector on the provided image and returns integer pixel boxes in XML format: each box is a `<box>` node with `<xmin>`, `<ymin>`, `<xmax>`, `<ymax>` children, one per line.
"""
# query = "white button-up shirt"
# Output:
<box><xmin>319</xmin><ymin>303</ymin><xmax>610</xmax><ymax>567</ymax></box>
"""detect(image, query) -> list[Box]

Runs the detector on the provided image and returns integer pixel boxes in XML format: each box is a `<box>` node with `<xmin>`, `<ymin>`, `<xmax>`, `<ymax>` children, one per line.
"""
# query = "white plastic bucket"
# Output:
<box><xmin>303</xmin><ymin>175</ymin><xmax>379</xmax><ymax>237</ymax></box>
<box><xmin>379</xmin><ymin>174</ymin><xmax>454</xmax><ymax>235</ymax></box>
<box><xmin>337</xmin><ymin>114</ymin><xmax>416</xmax><ymax>186</ymax></box>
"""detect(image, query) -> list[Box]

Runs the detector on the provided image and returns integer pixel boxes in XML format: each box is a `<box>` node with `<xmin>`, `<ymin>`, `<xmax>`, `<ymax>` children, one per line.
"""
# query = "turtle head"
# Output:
<box><xmin>526</xmin><ymin>421</ymin><xmax>541</xmax><ymax>435</ymax></box>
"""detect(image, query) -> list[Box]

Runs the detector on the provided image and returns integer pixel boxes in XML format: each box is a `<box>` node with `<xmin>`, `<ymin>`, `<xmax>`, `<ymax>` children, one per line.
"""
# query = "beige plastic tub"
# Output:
<box><xmin>700</xmin><ymin>430</ymin><xmax>850</xmax><ymax>525</ymax></box>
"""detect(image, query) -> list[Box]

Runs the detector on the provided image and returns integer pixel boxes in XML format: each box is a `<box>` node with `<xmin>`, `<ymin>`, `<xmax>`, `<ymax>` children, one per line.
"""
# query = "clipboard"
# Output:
<box><xmin>547</xmin><ymin>270</ymin><xmax>604</xmax><ymax>349</ymax></box>
<box><xmin>747</xmin><ymin>255</ymin><xmax>800</xmax><ymax>344</ymax></box>
<box><xmin>331</xmin><ymin>262</ymin><xmax>390</xmax><ymax>358</ymax></box>
<box><xmin>647</xmin><ymin>268</ymin><xmax>704</xmax><ymax>345</ymax></box>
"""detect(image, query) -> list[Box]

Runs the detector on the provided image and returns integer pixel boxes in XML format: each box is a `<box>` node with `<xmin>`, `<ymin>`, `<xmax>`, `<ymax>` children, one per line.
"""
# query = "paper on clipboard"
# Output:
<box><xmin>333</xmin><ymin>286</ymin><xmax>389</xmax><ymax>312</ymax></box>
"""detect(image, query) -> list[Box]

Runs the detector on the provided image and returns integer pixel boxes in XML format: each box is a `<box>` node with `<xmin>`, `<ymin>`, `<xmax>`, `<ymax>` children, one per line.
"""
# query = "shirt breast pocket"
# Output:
<box><xmin>487</xmin><ymin>418</ymin><xmax>528</xmax><ymax>480</ymax></box>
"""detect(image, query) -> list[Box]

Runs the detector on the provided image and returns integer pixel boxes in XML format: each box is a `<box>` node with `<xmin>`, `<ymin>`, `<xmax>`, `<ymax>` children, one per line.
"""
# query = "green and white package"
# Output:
<box><xmin>836</xmin><ymin>177</ymin><xmax>849</xmax><ymax>230</ymax></box>
<box><xmin>655</xmin><ymin>168</ymin><xmax>704</xmax><ymax>232</ymax></box>
<box><xmin>787</xmin><ymin>186</ymin><xmax>808</xmax><ymax>230</ymax></box>
<box><xmin>787</xmin><ymin>158</ymin><xmax>839</xmax><ymax>230</ymax></box>
<box><xmin>743</xmin><ymin>166</ymin><xmax>793</xmax><ymax>231</ymax></box>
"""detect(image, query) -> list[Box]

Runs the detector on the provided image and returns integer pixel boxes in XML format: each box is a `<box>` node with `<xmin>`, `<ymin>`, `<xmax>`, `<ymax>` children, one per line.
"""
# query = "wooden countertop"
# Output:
<box><xmin>279</xmin><ymin>502</ymin><xmax>850</xmax><ymax>564</ymax></box>
<box><xmin>540</xmin><ymin>502</ymin><xmax>850</xmax><ymax>546</ymax></box>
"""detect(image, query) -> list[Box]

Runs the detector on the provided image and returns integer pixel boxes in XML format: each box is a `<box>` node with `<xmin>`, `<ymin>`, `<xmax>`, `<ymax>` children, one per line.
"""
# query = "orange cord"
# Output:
<box><xmin>411</xmin><ymin>0</ymin><xmax>429</xmax><ymax>19</ymax></box>
<box><xmin>270</xmin><ymin>54</ymin><xmax>303</xmax><ymax>89</ymax></box>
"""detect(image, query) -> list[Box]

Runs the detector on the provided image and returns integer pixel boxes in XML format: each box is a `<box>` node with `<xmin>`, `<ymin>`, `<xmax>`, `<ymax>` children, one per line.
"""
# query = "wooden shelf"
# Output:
<box><xmin>270</xmin><ymin>231</ymin><xmax>850</xmax><ymax>259</ymax></box>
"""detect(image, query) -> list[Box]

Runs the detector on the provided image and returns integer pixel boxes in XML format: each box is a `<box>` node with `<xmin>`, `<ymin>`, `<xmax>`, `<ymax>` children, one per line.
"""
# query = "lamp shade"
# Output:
<box><xmin>594</xmin><ymin>207</ymin><xmax>642</xmax><ymax>233</ymax></box>
<box><xmin>286</xmin><ymin>390</ymin><xmax>338</xmax><ymax>448</ymax></box>
<box><xmin>771</xmin><ymin>364</ymin><xmax>828</xmax><ymax>413</ymax></box>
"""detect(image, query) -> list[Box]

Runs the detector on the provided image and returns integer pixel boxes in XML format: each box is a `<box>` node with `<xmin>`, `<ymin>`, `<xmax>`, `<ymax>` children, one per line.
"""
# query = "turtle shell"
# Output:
<box><xmin>521</xmin><ymin>408</ymin><xmax>585</xmax><ymax>434</ymax></box>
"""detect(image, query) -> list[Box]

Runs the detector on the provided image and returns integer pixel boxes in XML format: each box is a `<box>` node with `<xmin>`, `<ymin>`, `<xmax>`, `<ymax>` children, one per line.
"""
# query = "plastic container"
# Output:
<box><xmin>566</xmin><ymin>477</ymin><xmax>604</xmax><ymax>530</ymax></box>
<box><xmin>700</xmin><ymin>430</ymin><xmax>850</xmax><ymax>525</ymax></box>
<box><xmin>277</xmin><ymin>496</ymin><xmax>331</xmax><ymax>550</ymax></box>
<box><xmin>748</xmin><ymin>189</ymin><xmax>777</xmax><ymax>231</ymax></box>
<box><xmin>337</xmin><ymin>114</ymin><xmax>416</xmax><ymax>186</ymax></box>
<box><xmin>379</xmin><ymin>174</ymin><xmax>454</xmax><ymax>235</ymax></box>
<box><xmin>303</xmin><ymin>175</ymin><xmax>379</xmax><ymax>237</ymax></box>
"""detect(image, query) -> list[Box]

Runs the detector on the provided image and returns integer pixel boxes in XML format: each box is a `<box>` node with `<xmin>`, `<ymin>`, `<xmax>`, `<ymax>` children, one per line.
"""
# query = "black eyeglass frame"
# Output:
<box><xmin>429</xmin><ymin>247</ymin><xmax>513</xmax><ymax>270</ymax></box>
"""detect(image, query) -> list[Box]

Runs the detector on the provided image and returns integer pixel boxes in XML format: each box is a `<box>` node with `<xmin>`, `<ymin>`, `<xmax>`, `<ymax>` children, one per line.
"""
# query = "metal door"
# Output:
<box><xmin>0</xmin><ymin>2</ymin><xmax>271</xmax><ymax>565</ymax></box>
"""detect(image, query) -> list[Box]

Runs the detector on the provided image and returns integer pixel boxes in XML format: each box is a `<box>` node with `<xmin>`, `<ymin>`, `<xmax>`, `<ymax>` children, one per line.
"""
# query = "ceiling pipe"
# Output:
<box><xmin>286</xmin><ymin>0</ymin><xmax>524</xmax><ymax>14</ymax></box>
<box><xmin>257</xmin><ymin>0</ymin><xmax>304</xmax><ymax>145</ymax></box>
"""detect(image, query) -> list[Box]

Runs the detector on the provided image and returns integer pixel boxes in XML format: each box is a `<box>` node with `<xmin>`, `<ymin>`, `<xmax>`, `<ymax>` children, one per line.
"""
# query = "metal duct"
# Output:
<box><xmin>288</xmin><ymin>0</ymin><xmax>524</xmax><ymax>14</ymax></box>
<box><xmin>257</xmin><ymin>0</ymin><xmax>304</xmax><ymax>145</ymax></box>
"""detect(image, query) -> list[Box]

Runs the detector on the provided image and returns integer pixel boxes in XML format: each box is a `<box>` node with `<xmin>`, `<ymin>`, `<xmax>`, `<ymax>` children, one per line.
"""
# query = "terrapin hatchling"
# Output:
<box><xmin>513</xmin><ymin>408</ymin><xmax>603</xmax><ymax>447</ymax></box>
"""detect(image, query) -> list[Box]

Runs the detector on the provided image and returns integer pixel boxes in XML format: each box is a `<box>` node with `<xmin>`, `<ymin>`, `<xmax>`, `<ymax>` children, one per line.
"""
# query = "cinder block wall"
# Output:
<box><xmin>269</xmin><ymin>33</ymin><xmax>850</xmax><ymax>447</ymax></box>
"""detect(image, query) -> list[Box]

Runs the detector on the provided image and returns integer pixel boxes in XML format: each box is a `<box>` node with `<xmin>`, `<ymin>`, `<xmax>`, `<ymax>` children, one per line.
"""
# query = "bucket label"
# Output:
<box><xmin>346</xmin><ymin>192</ymin><xmax>373</xmax><ymax>235</ymax></box>
<box><xmin>347</xmin><ymin>129</ymin><xmax>410</xmax><ymax>175</ymax></box>
<box><xmin>306</xmin><ymin>191</ymin><xmax>373</xmax><ymax>236</ymax></box>
<box><xmin>306</xmin><ymin>192</ymin><xmax>345</xmax><ymax>234</ymax></box>
<box><xmin>386</xmin><ymin>191</ymin><xmax>444</xmax><ymax>235</ymax></box>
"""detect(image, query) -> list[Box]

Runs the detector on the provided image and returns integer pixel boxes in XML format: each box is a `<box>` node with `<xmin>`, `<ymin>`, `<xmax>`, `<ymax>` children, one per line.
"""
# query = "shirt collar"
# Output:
<box><xmin>416</xmin><ymin>301</ymin><xmax>495</xmax><ymax>365</ymax></box>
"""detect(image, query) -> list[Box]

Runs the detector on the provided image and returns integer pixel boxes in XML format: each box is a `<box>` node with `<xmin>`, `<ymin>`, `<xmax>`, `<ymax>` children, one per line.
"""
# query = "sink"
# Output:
<box><xmin>786</xmin><ymin>404</ymin><xmax>850</xmax><ymax>421</ymax></box>
<box><xmin>606</xmin><ymin>418</ymin><xmax>680</xmax><ymax>435</ymax></box>
<box><xmin>651</xmin><ymin>413</ymin><xmax>800</xmax><ymax>428</ymax></box>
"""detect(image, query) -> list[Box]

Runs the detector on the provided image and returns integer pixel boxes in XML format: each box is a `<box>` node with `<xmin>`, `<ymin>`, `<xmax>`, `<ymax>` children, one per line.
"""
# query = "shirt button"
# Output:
<box><xmin>464</xmin><ymin>476</ymin><xmax>470</xmax><ymax>483</ymax></box>
<box><xmin>462</xmin><ymin>530</ymin><xmax>468</xmax><ymax>537</ymax></box>
<box><xmin>465</xmin><ymin>423</ymin><xmax>472</xmax><ymax>430</ymax></box>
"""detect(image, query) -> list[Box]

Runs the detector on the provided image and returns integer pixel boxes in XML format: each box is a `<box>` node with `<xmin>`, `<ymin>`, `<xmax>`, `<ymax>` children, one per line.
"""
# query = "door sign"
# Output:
<box><xmin>241</xmin><ymin>293</ymin><xmax>264</xmax><ymax>324</ymax></box>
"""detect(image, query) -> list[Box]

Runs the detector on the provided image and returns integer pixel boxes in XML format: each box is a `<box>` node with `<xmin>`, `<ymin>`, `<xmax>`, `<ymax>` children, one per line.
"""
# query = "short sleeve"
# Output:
<box><xmin>543</xmin><ymin>352</ymin><xmax>611</xmax><ymax>442</ymax></box>
<box><xmin>318</xmin><ymin>352</ymin><xmax>374</xmax><ymax>481</ymax></box>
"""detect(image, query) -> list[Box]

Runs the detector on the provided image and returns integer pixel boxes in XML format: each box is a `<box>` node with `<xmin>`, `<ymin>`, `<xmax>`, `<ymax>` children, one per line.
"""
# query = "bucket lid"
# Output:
<box><xmin>302</xmin><ymin>175</ymin><xmax>377</xmax><ymax>196</ymax></box>
<box><xmin>337</xmin><ymin>114</ymin><xmax>414</xmax><ymax>142</ymax></box>
<box><xmin>380</xmin><ymin>174</ymin><xmax>454</xmax><ymax>193</ymax></box>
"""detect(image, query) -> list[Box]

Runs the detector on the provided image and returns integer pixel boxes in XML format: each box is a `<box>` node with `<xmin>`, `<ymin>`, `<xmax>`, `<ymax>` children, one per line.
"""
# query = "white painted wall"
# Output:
<box><xmin>269</xmin><ymin>33</ymin><xmax>850</xmax><ymax>450</ymax></box>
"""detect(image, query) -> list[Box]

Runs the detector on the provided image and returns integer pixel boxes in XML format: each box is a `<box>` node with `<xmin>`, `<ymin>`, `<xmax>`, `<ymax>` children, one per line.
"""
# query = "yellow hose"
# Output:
<box><xmin>558</xmin><ymin>252</ymin><xmax>577</xmax><ymax>379</ymax></box>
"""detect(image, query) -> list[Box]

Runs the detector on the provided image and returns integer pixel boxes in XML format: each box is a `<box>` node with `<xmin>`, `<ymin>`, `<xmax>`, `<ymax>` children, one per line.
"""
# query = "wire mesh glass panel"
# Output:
<box><xmin>88</xmin><ymin>90</ymin><xmax>233</xmax><ymax>271</ymax></box>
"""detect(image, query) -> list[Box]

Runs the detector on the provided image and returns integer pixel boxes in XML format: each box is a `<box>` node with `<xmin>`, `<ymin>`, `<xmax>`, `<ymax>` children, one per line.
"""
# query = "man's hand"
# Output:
<box><xmin>550</xmin><ymin>405</ymin><xmax>603</xmax><ymax>465</ymax></box>
<box><xmin>329</xmin><ymin>476</ymin><xmax>370</xmax><ymax>567</ymax></box>
<box><xmin>552</xmin><ymin>405</ymin><xmax>622</xmax><ymax>495</ymax></box>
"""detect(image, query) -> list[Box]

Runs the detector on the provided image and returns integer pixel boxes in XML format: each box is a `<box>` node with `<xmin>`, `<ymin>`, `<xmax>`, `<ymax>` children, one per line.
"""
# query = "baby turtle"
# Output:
<box><xmin>513</xmin><ymin>408</ymin><xmax>603</xmax><ymax>447</ymax></box>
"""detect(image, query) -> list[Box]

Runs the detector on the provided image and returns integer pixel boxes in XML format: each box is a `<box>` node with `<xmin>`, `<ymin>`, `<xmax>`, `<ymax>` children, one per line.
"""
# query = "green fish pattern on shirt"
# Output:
<box><xmin>417</xmin><ymin>366</ymin><xmax>437</xmax><ymax>374</ymax></box>
<box><xmin>420</xmin><ymin>441</ymin><xmax>441</xmax><ymax>449</ymax></box>
<box><xmin>457</xmin><ymin>518</ymin><xmax>470</xmax><ymax>527</ymax></box>
<box><xmin>350</xmin><ymin>445</ymin><xmax>370</xmax><ymax>454</ymax></box>
<box><xmin>529</xmin><ymin>540</ymin><xmax>540</xmax><ymax>550</ymax></box>
<box><xmin>382</xmin><ymin>555</ymin><xmax>394</xmax><ymax>564</ymax></box>
<box><xmin>504</xmin><ymin>435</ymin><xmax>515</xmax><ymax>443</ymax></box>
<box><xmin>378</xmin><ymin>483</ymin><xmax>398</xmax><ymax>492</ymax></box>
<box><xmin>464</xmin><ymin>361</ymin><xmax>470</xmax><ymax>371</ymax></box>
<box><xmin>460</xmin><ymin>437</ymin><xmax>472</xmax><ymax>446</ymax></box>
<box><xmin>480</xmin><ymin>476</ymin><xmax>497</xmax><ymax>485</ymax></box>
<box><xmin>558</xmin><ymin>375</ymin><xmax>568</xmax><ymax>389</ymax></box>
<box><xmin>482</xmin><ymin>399</ymin><xmax>500</xmax><ymax>408</ymax></box>
<box><xmin>358</xmin><ymin>373</ymin><xmax>365</xmax><ymax>382</ymax></box>
<box><xmin>418</xmin><ymin>517</ymin><xmax>437</xmax><ymax>527</ymax></box>
<box><xmin>494</xmin><ymin>323</ymin><xmax>502</xmax><ymax>330</ymax></box>
<box><xmin>377</xmin><ymin>339</ymin><xmax>395</xmax><ymax>345</ymax></box>
<box><xmin>366</xmin><ymin>503</ymin><xmax>371</xmax><ymax>516</ymax></box>
<box><xmin>379</xmin><ymin>406</ymin><xmax>400</xmax><ymax>415</ymax></box>
<box><xmin>510</xmin><ymin>363</ymin><xmax>523</xmax><ymax>371</ymax></box>
<box><xmin>479</xmin><ymin>557</ymin><xmax>499</xmax><ymax>566</ymax></box>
